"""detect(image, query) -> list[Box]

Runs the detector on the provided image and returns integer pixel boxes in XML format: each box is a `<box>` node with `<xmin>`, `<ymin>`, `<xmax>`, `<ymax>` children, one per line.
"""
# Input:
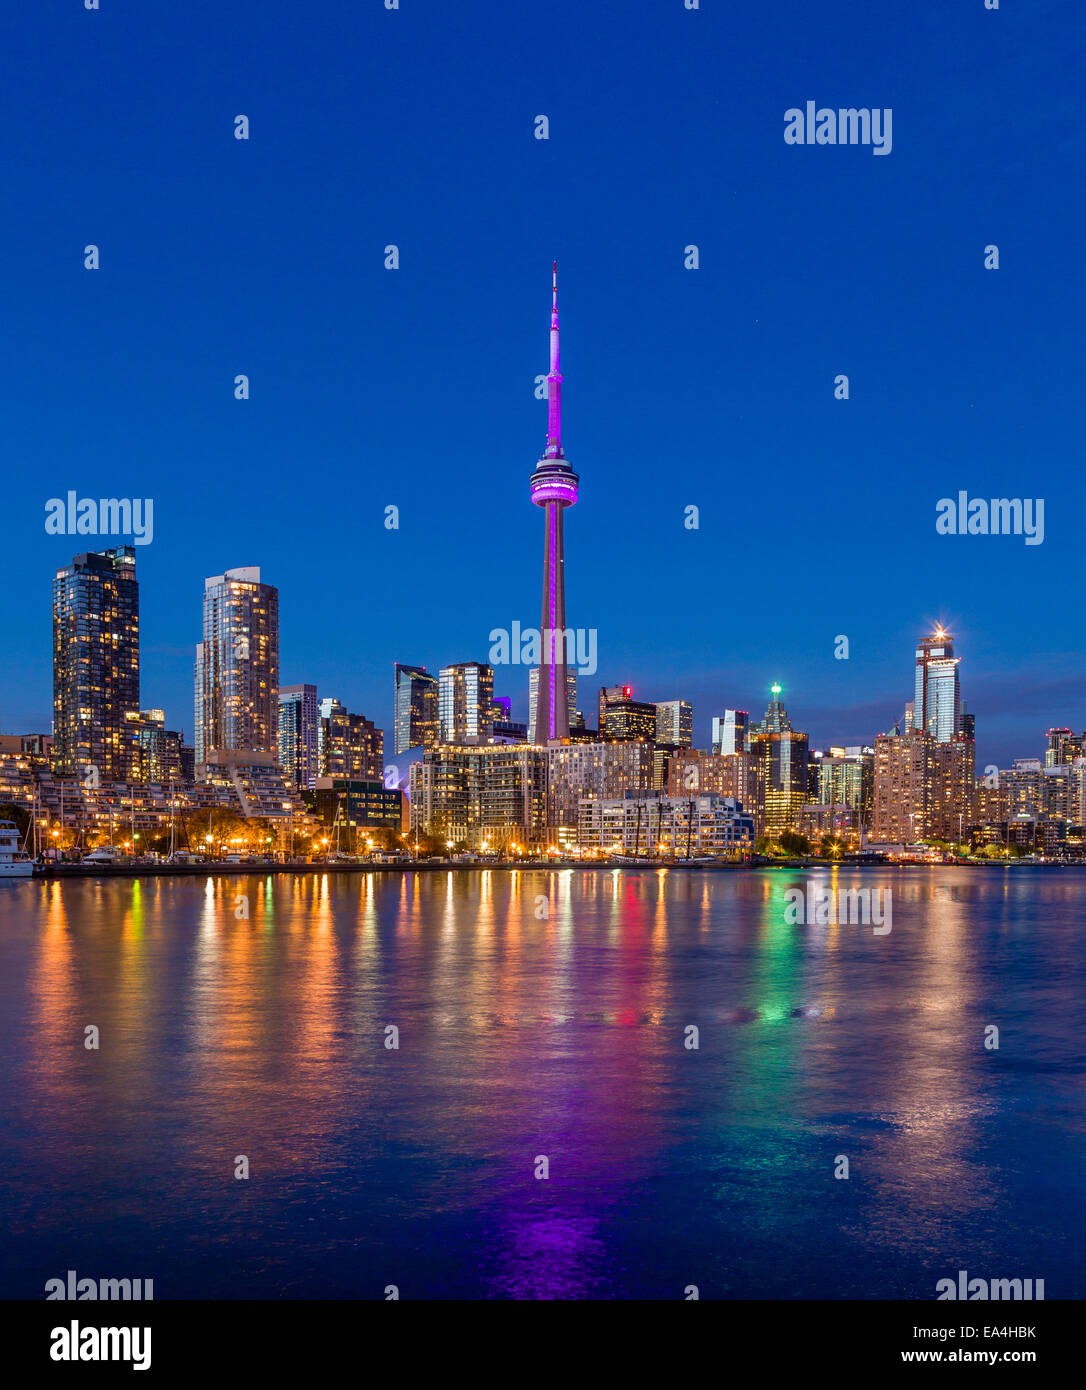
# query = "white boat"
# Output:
<box><xmin>0</xmin><ymin>820</ymin><xmax>34</xmax><ymax>878</ymax></box>
<box><xmin>83</xmin><ymin>846</ymin><xmax>126</xmax><ymax>865</ymax></box>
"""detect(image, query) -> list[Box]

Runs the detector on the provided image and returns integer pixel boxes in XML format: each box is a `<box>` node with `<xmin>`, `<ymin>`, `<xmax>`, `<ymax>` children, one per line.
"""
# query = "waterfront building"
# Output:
<box><xmin>303</xmin><ymin>778</ymin><xmax>405</xmax><ymax>840</ymax></box>
<box><xmin>278</xmin><ymin>684</ymin><xmax>319</xmax><ymax>790</ymax></box>
<box><xmin>668</xmin><ymin>749</ymin><xmax>759</xmax><ymax>815</ymax></box>
<box><xmin>438</xmin><ymin>663</ymin><xmax>494</xmax><ymax>745</ymax></box>
<box><xmin>409</xmin><ymin>744</ymin><xmax>546</xmax><ymax>848</ymax></box>
<box><xmin>194</xmin><ymin>567</ymin><xmax>279</xmax><ymax>765</ymax></box>
<box><xmin>530</xmin><ymin>263</ymin><xmax>580</xmax><ymax>744</ymax></box>
<box><xmin>317</xmin><ymin>698</ymin><xmax>383</xmax><ymax>782</ymax></box>
<box><xmin>52</xmin><ymin>547</ymin><xmax>140</xmax><ymax>783</ymax></box>
<box><xmin>872</xmin><ymin>729</ymin><xmax>932</xmax><ymax>843</ymax></box>
<box><xmin>394</xmin><ymin>664</ymin><xmax>439</xmax><ymax>754</ymax></box>
<box><xmin>544</xmin><ymin>740</ymin><xmax>656</xmax><ymax>833</ymax></box>
<box><xmin>578</xmin><ymin>791</ymin><xmax>755</xmax><ymax>860</ymax></box>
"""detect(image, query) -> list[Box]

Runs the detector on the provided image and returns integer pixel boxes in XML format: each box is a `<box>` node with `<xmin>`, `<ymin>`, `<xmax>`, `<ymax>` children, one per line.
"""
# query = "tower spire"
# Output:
<box><xmin>546</xmin><ymin>260</ymin><xmax>563</xmax><ymax>457</ymax></box>
<box><xmin>530</xmin><ymin>261</ymin><xmax>579</xmax><ymax>745</ymax></box>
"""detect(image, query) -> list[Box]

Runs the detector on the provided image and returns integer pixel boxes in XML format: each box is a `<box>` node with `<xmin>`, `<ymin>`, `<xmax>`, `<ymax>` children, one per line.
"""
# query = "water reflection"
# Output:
<box><xmin>1</xmin><ymin>867</ymin><xmax>1083</xmax><ymax>1298</ymax></box>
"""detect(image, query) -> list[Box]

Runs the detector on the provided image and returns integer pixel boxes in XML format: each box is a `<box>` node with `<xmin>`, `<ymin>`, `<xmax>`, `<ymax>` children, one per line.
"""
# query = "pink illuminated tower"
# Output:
<box><xmin>530</xmin><ymin>262</ymin><xmax>579</xmax><ymax>745</ymax></box>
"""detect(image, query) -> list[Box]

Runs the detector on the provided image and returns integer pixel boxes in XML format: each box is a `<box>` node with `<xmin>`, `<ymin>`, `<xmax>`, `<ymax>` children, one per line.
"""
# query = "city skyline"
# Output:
<box><xmin>10</xmin><ymin>533</ymin><xmax>1084</xmax><ymax>777</ymax></box>
<box><xmin>3</xmin><ymin>5</ymin><xmax>1083</xmax><ymax>768</ymax></box>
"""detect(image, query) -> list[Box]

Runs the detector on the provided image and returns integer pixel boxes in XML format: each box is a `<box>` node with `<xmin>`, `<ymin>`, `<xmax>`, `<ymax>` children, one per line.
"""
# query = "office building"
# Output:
<box><xmin>750</xmin><ymin>683</ymin><xmax>809</xmax><ymax>837</ymax></box>
<box><xmin>711</xmin><ymin>710</ymin><xmax>749</xmax><ymax>756</ymax></box>
<box><xmin>655</xmin><ymin>700</ymin><xmax>693</xmax><ymax>749</ymax></box>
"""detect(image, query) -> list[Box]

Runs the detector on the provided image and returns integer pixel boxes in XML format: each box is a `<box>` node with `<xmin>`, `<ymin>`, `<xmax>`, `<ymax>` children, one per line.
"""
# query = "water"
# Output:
<box><xmin>1</xmin><ymin>867</ymin><xmax>1083</xmax><ymax>1300</ymax></box>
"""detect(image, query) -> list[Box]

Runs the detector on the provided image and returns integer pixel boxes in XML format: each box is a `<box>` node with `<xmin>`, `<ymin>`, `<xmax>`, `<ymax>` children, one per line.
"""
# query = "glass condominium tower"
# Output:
<box><xmin>394</xmin><ymin>663</ymin><xmax>439</xmax><ymax>754</ymax></box>
<box><xmin>912</xmin><ymin>627</ymin><xmax>961</xmax><ymax>743</ymax></box>
<box><xmin>278</xmin><ymin>683</ymin><xmax>318</xmax><ymax>790</ymax></box>
<box><xmin>194</xmin><ymin>567</ymin><xmax>279</xmax><ymax>765</ymax></box>
<box><xmin>52</xmin><ymin>546</ymin><xmax>140</xmax><ymax>782</ymax></box>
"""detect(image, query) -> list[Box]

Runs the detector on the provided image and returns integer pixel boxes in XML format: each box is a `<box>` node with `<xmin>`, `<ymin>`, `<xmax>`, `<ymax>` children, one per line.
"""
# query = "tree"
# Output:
<box><xmin>780</xmin><ymin>830</ymin><xmax>811</xmax><ymax>857</ymax></box>
<box><xmin>0</xmin><ymin>802</ymin><xmax>32</xmax><ymax>841</ymax></box>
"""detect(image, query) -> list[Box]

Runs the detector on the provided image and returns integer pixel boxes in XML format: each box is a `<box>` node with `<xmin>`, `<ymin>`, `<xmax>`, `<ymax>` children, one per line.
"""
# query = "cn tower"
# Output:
<box><xmin>530</xmin><ymin>262</ymin><xmax>579</xmax><ymax>744</ymax></box>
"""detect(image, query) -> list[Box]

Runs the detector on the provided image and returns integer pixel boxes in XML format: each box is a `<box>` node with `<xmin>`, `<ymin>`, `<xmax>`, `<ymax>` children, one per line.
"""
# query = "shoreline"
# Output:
<box><xmin>14</xmin><ymin>857</ymin><xmax>1083</xmax><ymax>880</ymax></box>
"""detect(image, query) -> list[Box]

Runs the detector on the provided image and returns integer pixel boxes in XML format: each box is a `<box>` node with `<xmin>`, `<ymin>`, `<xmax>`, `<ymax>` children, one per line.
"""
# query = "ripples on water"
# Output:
<box><xmin>1</xmin><ymin>867</ymin><xmax>1083</xmax><ymax>1299</ymax></box>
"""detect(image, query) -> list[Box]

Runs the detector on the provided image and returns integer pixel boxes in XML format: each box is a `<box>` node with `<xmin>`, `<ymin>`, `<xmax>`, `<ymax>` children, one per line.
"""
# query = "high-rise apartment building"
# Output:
<box><xmin>125</xmin><ymin>709</ymin><xmax>184</xmax><ymax>785</ymax></box>
<box><xmin>1046</xmin><ymin>728</ymin><xmax>1084</xmax><ymax>768</ymax></box>
<box><xmin>872</xmin><ymin>730</ymin><xmax>933</xmax><ymax>843</ymax></box>
<box><xmin>194</xmin><ymin>567</ymin><xmax>279</xmax><ymax>766</ymax></box>
<box><xmin>438</xmin><ymin>663</ymin><xmax>494</xmax><ymax>745</ymax></box>
<box><xmin>278</xmin><ymin>684</ymin><xmax>319</xmax><ymax>790</ymax></box>
<box><xmin>394</xmin><ymin>664</ymin><xmax>439</xmax><ymax>754</ymax></box>
<box><xmin>410</xmin><ymin>745</ymin><xmax>546</xmax><ymax>848</ymax></box>
<box><xmin>544</xmin><ymin>740</ymin><xmax>656</xmax><ymax>833</ymax></box>
<box><xmin>812</xmin><ymin>746</ymin><xmax>875</xmax><ymax>830</ymax></box>
<box><xmin>52</xmin><ymin>547</ymin><xmax>140</xmax><ymax>782</ymax></box>
<box><xmin>317</xmin><ymin>697</ymin><xmax>383</xmax><ymax>782</ymax></box>
<box><xmin>655</xmin><ymin>700</ymin><xmax>693</xmax><ymax>749</ymax></box>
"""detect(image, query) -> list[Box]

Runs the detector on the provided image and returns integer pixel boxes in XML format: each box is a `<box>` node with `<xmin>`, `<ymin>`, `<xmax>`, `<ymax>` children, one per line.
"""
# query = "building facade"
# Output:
<box><xmin>655</xmin><ymin>700</ymin><xmax>693</xmax><ymax>749</ymax></box>
<box><xmin>438</xmin><ymin>663</ymin><xmax>495</xmax><ymax>746</ymax></box>
<box><xmin>317</xmin><ymin>697</ymin><xmax>383</xmax><ymax>782</ymax></box>
<box><xmin>394</xmin><ymin>664</ymin><xmax>439</xmax><ymax>754</ymax></box>
<box><xmin>278</xmin><ymin>683</ymin><xmax>319</xmax><ymax>790</ymax></box>
<box><xmin>52</xmin><ymin>547</ymin><xmax>140</xmax><ymax>783</ymax></box>
<box><xmin>194</xmin><ymin>567</ymin><xmax>279</xmax><ymax>765</ymax></box>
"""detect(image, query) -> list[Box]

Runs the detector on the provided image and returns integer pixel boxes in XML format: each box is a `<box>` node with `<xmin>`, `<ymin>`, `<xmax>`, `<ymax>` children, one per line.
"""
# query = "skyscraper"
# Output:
<box><xmin>438</xmin><ymin>663</ymin><xmax>494</xmax><ymax>745</ymax></box>
<box><xmin>394</xmin><ymin>663</ymin><xmax>439</xmax><ymax>754</ymax></box>
<box><xmin>712</xmin><ymin>710</ymin><xmax>749</xmax><ymax>756</ymax></box>
<box><xmin>278</xmin><ymin>683</ymin><xmax>319</xmax><ymax>790</ymax></box>
<box><xmin>52</xmin><ymin>547</ymin><xmax>140</xmax><ymax>782</ymax></box>
<box><xmin>194</xmin><ymin>567</ymin><xmax>279</xmax><ymax>766</ymax></box>
<box><xmin>529</xmin><ymin>263</ymin><xmax>579</xmax><ymax>744</ymax></box>
<box><xmin>912</xmin><ymin>627</ymin><xmax>961</xmax><ymax>742</ymax></box>
<box><xmin>655</xmin><ymin>700</ymin><xmax>693</xmax><ymax>748</ymax></box>
<box><xmin>751</xmin><ymin>683</ymin><xmax>809</xmax><ymax>837</ymax></box>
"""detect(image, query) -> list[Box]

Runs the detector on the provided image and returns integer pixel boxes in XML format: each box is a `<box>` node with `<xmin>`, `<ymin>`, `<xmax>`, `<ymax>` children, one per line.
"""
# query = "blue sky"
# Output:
<box><xmin>2</xmin><ymin>0</ymin><xmax>1083</xmax><ymax>767</ymax></box>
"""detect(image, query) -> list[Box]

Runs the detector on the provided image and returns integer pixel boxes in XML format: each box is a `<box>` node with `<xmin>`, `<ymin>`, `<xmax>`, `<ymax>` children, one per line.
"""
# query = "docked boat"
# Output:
<box><xmin>0</xmin><ymin>820</ymin><xmax>34</xmax><ymax>878</ymax></box>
